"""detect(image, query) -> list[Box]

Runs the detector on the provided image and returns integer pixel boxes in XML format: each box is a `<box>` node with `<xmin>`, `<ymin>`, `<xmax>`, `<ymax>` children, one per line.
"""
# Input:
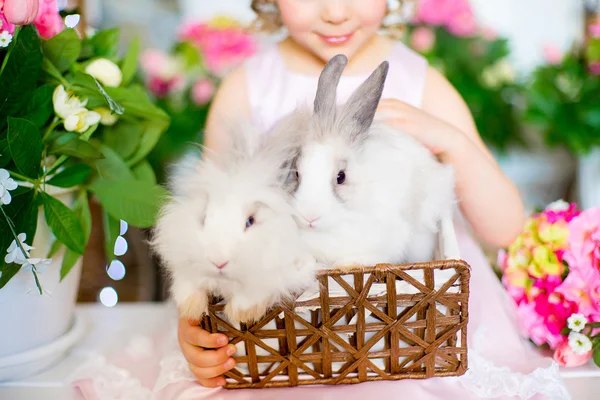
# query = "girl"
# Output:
<box><xmin>177</xmin><ymin>0</ymin><xmax>572</xmax><ymax>398</ymax></box>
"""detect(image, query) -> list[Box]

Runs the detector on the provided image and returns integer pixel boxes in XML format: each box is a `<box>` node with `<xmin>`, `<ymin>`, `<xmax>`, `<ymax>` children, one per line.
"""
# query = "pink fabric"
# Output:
<box><xmin>71</xmin><ymin>43</ymin><xmax>570</xmax><ymax>399</ymax></box>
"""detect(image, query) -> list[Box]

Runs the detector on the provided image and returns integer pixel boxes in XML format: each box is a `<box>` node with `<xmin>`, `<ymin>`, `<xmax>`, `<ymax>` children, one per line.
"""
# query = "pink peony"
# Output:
<box><xmin>543</xmin><ymin>44</ymin><xmax>563</xmax><ymax>65</ymax></box>
<box><xmin>566</xmin><ymin>207</ymin><xmax>600</xmax><ymax>274</ymax></box>
<box><xmin>589</xmin><ymin>62</ymin><xmax>600</xmax><ymax>76</ymax></box>
<box><xmin>179</xmin><ymin>20</ymin><xmax>256</xmax><ymax>77</ymax></box>
<box><xmin>556</xmin><ymin>270</ymin><xmax>596</xmax><ymax>317</ymax></box>
<box><xmin>410</xmin><ymin>26</ymin><xmax>436</xmax><ymax>53</ymax></box>
<box><xmin>414</xmin><ymin>0</ymin><xmax>476</xmax><ymax>37</ymax></box>
<box><xmin>553</xmin><ymin>340</ymin><xmax>592</xmax><ymax>367</ymax></box>
<box><xmin>191</xmin><ymin>78</ymin><xmax>215</xmax><ymax>106</ymax></box>
<box><xmin>34</xmin><ymin>0</ymin><xmax>63</xmax><ymax>39</ymax></box>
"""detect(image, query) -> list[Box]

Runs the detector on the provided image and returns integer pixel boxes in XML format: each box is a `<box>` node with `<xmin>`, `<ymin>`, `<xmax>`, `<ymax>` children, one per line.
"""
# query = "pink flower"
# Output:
<box><xmin>589</xmin><ymin>20</ymin><xmax>600</xmax><ymax>39</ymax></box>
<box><xmin>543</xmin><ymin>44</ymin><xmax>563</xmax><ymax>65</ymax></box>
<box><xmin>566</xmin><ymin>207</ymin><xmax>600</xmax><ymax>274</ymax></box>
<box><xmin>191</xmin><ymin>79</ymin><xmax>215</xmax><ymax>106</ymax></box>
<box><xmin>140</xmin><ymin>49</ymin><xmax>186</xmax><ymax>98</ymax></box>
<box><xmin>33</xmin><ymin>0</ymin><xmax>63</xmax><ymax>39</ymax></box>
<box><xmin>589</xmin><ymin>62</ymin><xmax>600</xmax><ymax>76</ymax></box>
<box><xmin>556</xmin><ymin>270</ymin><xmax>595</xmax><ymax>317</ymax></box>
<box><xmin>517</xmin><ymin>302</ymin><xmax>565</xmax><ymax>349</ymax></box>
<box><xmin>553</xmin><ymin>340</ymin><xmax>592</xmax><ymax>367</ymax></box>
<box><xmin>147</xmin><ymin>75</ymin><xmax>185</xmax><ymax>98</ymax></box>
<box><xmin>2</xmin><ymin>0</ymin><xmax>38</xmax><ymax>25</ymax></box>
<box><xmin>410</xmin><ymin>26</ymin><xmax>436</xmax><ymax>53</ymax></box>
<box><xmin>414</xmin><ymin>0</ymin><xmax>477</xmax><ymax>37</ymax></box>
<box><xmin>0</xmin><ymin>11</ymin><xmax>16</xmax><ymax>34</ymax></box>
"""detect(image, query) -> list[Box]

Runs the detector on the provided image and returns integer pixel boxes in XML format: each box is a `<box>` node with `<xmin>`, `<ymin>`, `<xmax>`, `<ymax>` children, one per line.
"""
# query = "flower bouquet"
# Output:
<box><xmin>0</xmin><ymin>4</ymin><xmax>170</xmax><ymax>294</ymax></box>
<box><xmin>404</xmin><ymin>0</ymin><xmax>524</xmax><ymax>152</ymax></box>
<box><xmin>141</xmin><ymin>16</ymin><xmax>256</xmax><ymax>181</ymax></box>
<box><xmin>498</xmin><ymin>200</ymin><xmax>600</xmax><ymax>367</ymax></box>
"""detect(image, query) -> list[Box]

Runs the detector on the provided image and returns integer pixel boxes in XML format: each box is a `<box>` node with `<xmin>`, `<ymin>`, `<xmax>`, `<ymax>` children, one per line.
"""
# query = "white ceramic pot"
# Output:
<box><xmin>0</xmin><ymin>187</ymin><xmax>85</xmax><ymax>381</ymax></box>
<box><xmin>576</xmin><ymin>148</ymin><xmax>600</xmax><ymax>210</ymax></box>
<box><xmin>493</xmin><ymin>145</ymin><xmax>576</xmax><ymax>214</ymax></box>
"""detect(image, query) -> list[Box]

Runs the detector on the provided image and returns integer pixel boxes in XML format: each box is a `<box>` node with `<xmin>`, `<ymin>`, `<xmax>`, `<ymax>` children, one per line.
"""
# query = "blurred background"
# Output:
<box><xmin>65</xmin><ymin>0</ymin><xmax>600</xmax><ymax>306</ymax></box>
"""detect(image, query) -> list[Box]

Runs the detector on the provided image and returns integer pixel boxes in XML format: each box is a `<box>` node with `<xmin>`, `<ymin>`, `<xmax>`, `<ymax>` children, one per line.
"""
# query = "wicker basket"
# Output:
<box><xmin>201</xmin><ymin>218</ymin><xmax>471</xmax><ymax>389</ymax></box>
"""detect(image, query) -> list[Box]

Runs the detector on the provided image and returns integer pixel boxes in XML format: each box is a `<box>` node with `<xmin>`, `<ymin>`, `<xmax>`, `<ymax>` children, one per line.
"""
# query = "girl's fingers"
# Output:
<box><xmin>188</xmin><ymin>358</ymin><xmax>237</xmax><ymax>380</ymax></box>
<box><xmin>178</xmin><ymin>318</ymin><xmax>228</xmax><ymax>349</ymax></box>
<box><xmin>181</xmin><ymin>341</ymin><xmax>236</xmax><ymax>368</ymax></box>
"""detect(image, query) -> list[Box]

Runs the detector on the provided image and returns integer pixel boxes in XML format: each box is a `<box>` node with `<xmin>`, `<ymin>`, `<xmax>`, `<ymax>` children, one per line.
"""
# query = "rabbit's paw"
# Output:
<box><xmin>178</xmin><ymin>291</ymin><xmax>208</xmax><ymax>323</ymax></box>
<box><xmin>224</xmin><ymin>300</ymin><xmax>270</xmax><ymax>325</ymax></box>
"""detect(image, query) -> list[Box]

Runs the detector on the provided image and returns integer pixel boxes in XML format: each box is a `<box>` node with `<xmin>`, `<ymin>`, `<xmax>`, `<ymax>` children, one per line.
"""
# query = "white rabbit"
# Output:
<box><xmin>150</xmin><ymin>124</ymin><xmax>318</xmax><ymax>325</ymax></box>
<box><xmin>272</xmin><ymin>54</ymin><xmax>456</xmax><ymax>268</ymax></box>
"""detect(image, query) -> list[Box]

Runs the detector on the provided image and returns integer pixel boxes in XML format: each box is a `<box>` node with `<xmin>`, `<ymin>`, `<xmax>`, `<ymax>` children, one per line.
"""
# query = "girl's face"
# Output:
<box><xmin>276</xmin><ymin>0</ymin><xmax>387</xmax><ymax>63</ymax></box>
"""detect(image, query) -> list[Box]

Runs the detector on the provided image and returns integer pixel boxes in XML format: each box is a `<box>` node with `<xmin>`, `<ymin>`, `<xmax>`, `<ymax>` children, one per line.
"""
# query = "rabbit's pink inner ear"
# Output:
<box><xmin>314</xmin><ymin>54</ymin><xmax>348</xmax><ymax>132</ymax></box>
<box><xmin>339</xmin><ymin>60</ymin><xmax>390</xmax><ymax>143</ymax></box>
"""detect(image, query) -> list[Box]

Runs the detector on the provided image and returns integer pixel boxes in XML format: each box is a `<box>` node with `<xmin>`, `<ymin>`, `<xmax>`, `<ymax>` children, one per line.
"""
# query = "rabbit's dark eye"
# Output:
<box><xmin>245</xmin><ymin>216</ymin><xmax>255</xmax><ymax>229</ymax></box>
<box><xmin>295</xmin><ymin>171</ymin><xmax>299</xmax><ymax>179</ymax></box>
<box><xmin>336</xmin><ymin>170</ymin><xmax>346</xmax><ymax>185</ymax></box>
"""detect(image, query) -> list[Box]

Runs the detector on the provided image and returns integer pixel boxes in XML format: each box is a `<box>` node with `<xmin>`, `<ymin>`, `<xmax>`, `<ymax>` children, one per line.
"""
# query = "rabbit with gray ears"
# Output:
<box><xmin>274</xmin><ymin>54</ymin><xmax>456</xmax><ymax>267</ymax></box>
<box><xmin>150</xmin><ymin>124</ymin><xmax>318</xmax><ymax>325</ymax></box>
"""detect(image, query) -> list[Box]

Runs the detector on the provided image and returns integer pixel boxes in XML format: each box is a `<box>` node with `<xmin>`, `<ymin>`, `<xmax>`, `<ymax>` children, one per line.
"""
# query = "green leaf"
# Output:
<box><xmin>588</xmin><ymin>322</ymin><xmax>600</xmax><ymax>328</ymax></box>
<box><xmin>70</xmin><ymin>72</ymin><xmax>124</xmax><ymax>115</ymax></box>
<box><xmin>0</xmin><ymin>189</ymin><xmax>38</xmax><ymax>290</ymax></box>
<box><xmin>120</xmin><ymin>36</ymin><xmax>140</xmax><ymax>86</ymax></box>
<box><xmin>47</xmin><ymin>164</ymin><xmax>92</xmax><ymax>188</ymax></box>
<box><xmin>132</xmin><ymin>161</ymin><xmax>156</xmax><ymax>184</ymax></box>
<box><xmin>60</xmin><ymin>248</ymin><xmax>81</xmax><ymax>281</ymax></box>
<box><xmin>7</xmin><ymin>117</ymin><xmax>42</xmax><ymax>178</ymax></box>
<box><xmin>594</xmin><ymin>349</ymin><xmax>600</xmax><ymax>368</ymax></box>
<box><xmin>0</xmin><ymin>25</ymin><xmax>43</xmax><ymax>132</ymax></box>
<box><xmin>102</xmin><ymin>120</ymin><xmax>143</xmax><ymax>160</ymax></box>
<box><xmin>86</xmin><ymin>28</ymin><xmax>120</xmax><ymax>58</ymax></box>
<box><xmin>19</xmin><ymin>84</ymin><xmax>55</xmax><ymax>128</ymax></box>
<box><xmin>42</xmin><ymin>29</ymin><xmax>81</xmax><ymax>72</ymax></box>
<box><xmin>104</xmin><ymin>85</ymin><xmax>170</xmax><ymax>120</ymax></box>
<box><xmin>103</xmin><ymin>211</ymin><xmax>120</xmax><ymax>263</ymax></box>
<box><xmin>95</xmin><ymin>145</ymin><xmax>135</xmax><ymax>181</ymax></box>
<box><xmin>128</xmin><ymin>119</ymin><xmax>170</xmax><ymax>166</ymax></box>
<box><xmin>0</xmin><ymin>139</ymin><xmax>11</xmax><ymax>168</ymax></box>
<box><xmin>42</xmin><ymin>193</ymin><xmax>85</xmax><ymax>254</ymax></box>
<box><xmin>74</xmin><ymin>190</ymin><xmax>92</xmax><ymax>245</ymax></box>
<box><xmin>49</xmin><ymin>132</ymin><xmax>103</xmax><ymax>159</ymax></box>
<box><xmin>89</xmin><ymin>179</ymin><xmax>168</xmax><ymax>228</ymax></box>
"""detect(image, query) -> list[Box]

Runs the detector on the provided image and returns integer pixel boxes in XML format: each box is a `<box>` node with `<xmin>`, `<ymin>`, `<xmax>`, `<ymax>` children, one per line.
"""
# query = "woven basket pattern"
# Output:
<box><xmin>201</xmin><ymin>259</ymin><xmax>470</xmax><ymax>389</ymax></box>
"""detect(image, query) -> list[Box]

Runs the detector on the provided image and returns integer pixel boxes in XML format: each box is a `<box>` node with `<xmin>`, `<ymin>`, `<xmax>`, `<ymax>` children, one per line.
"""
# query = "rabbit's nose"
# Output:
<box><xmin>304</xmin><ymin>216</ymin><xmax>321</xmax><ymax>227</ymax></box>
<box><xmin>212</xmin><ymin>260</ymin><xmax>229</xmax><ymax>269</ymax></box>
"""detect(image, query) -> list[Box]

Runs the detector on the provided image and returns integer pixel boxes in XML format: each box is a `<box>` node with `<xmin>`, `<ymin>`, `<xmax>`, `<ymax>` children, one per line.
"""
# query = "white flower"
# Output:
<box><xmin>53</xmin><ymin>85</ymin><xmax>88</xmax><ymax>119</ymax></box>
<box><xmin>568</xmin><ymin>332</ymin><xmax>593</xmax><ymax>355</ymax></box>
<box><xmin>85</xmin><ymin>58</ymin><xmax>123</xmax><ymax>87</ymax></box>
<box><xmin>546</xmin><ymin>199</ymin><xmax>570</xmax><ymax>212</ymax></box>
<box><xmin>64</xmin><ymin>108</ymin><xmax>102</xmax><ymax>133</ymax></box>
<box><xmin>567</xmin><ymin>313</ymin><xmax>589</xmax><ymax>333</ymax></box>
<box><xmin>0</xmin><ymin>31</ymin><xmax>12</xmax><ymax>48</ymax></box>
<box><xmin>21</xmin><ymin>258</ymin><xmax>52</xmax><ymax>274</ymax></box>
<box><xmin>94</xmin><ymin>107</ymin><xmax>118</xmax><ymax>126</ymax></box>
<box><xmin>5</xmin><ymin>233</ymin><xmax>33</xmax><ymax>264</ymax></box>
<box><xmin>481</xmin><ymin>59</ymin><xmax>516</xmax><ymax>89</ymax></box>
<box><xmin>0</xmin><ymin>168</ymin><xmax>18</xmax><ymax>205</ymax></box>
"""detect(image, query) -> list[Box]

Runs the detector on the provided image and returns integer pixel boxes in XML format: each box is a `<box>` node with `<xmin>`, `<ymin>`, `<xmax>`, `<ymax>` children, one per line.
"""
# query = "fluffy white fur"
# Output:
<box><xmin>273</xmin><ymin>55</ymin><xmax>456</xmax><ymax>267</ymax></box>
<box><xmin>150</xmin><ymin>124</ymin><xmax>317</xmax><ymax>324</ymax></box>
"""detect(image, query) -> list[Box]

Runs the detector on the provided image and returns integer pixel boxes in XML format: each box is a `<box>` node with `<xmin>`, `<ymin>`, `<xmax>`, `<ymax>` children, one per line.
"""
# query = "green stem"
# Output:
<box><xmin>44</xmin><ymin>155</ymin><xmax>69</xmax><ymax>178</ymax></box>
<box><xmin>7</xmin><ymin>170</ymin><xmax>36</xmax><ymax>184</ymax></box>
<box><xmin>43</xmin><ymin>117</ymin><xmax>61</xmax><ymax>141</ymax></box>
<box><xmin>32</xmin><ymin>268</ymin><xmax>43</xmax><ymax>295</ymax></box>
<box><xmin>0</xmin><ymin>26</ymin><xmax>20</xmax><ymax>75</ymax></box>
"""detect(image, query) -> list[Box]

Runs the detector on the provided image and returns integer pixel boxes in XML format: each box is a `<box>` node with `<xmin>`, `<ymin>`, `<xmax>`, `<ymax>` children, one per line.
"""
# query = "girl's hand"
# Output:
<box><xmin>178</xmin><ymin>318</ymin><xmax>237</xmax><ymax>388</ymax></box>
<box><xmin>376</xmin><ymin>98</ymin><xmax>468</xmax><ymax>160</ymax></box>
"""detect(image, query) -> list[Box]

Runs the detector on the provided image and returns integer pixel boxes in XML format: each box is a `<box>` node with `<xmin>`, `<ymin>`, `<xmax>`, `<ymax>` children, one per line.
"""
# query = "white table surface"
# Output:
<box><xmin>1</xmin><ymin>302</ymin><xmax>599</xmax><ymax>400</ymax></box>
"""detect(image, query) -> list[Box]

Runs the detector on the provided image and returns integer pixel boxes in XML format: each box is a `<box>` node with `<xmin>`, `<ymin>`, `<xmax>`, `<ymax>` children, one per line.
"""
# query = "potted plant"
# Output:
<box><xmin>404</xmin><ymin>0</ymin><xmax>576</xmax><ymax>213</ymax></box>
<box><xmin>524</xmin><ymin>11</ymin><xmax>600</xmax><ymax>210</ymax></box>
<box><xmin>0</xmin><ymin>4</ymin><xmax>169</xmax><ymax>380</ymax></box>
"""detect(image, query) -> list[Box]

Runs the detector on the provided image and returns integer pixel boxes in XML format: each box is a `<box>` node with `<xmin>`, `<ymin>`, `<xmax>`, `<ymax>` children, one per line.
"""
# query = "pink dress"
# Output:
<box><xmin>71</xmin><ymin>42</ymin><xmax>571</xmax><ymax>400</ymax></box>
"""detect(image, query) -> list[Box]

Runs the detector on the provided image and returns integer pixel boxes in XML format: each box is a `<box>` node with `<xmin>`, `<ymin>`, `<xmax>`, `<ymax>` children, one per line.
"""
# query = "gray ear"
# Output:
<box><xmin>340</xmin><ymin>61</ymin><xmax>389</xmax><ymax>143</ymax></box>
<box><xmin>314</xmin><ymin>54</ymin><xmax>348</xmax><ymax>130</ymax></box>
